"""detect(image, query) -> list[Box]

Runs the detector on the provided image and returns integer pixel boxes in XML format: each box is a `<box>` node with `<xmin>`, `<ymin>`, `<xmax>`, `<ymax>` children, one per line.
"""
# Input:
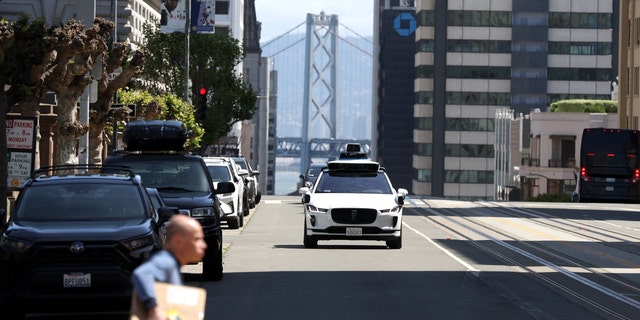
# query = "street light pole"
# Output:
<box><xmin>184</xmin><ymin>0</ymin><xmax>190</xmax><ymax>100</ymax></box>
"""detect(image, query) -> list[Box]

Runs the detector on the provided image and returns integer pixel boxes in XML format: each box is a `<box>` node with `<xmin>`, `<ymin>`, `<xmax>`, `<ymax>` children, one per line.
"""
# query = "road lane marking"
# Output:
<box><xmin>403</xmin><ymin>221</ymin><xmax>480</xmax><ymax>275</ymax></box>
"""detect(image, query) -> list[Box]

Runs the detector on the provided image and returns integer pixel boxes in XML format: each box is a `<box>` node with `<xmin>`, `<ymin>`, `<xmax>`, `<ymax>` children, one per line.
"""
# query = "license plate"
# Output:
<box><xmin>606</xmin><ymin>186</ymin><xmax>614</xmax><ymax>191</ymax></box>
<box><xmin>606</xmin><ymin>178</ymin><xmax>615</xmax><ymax>182</ymax></box>
<box><xmin>64</xmin><ymin>273</ymin><xmax>91</xmax><ymax>288</ymax></box>
<box><xmin>346</xmin><ymin>227</ymin><xmax>362</xmax><ymax>236</ymax></box>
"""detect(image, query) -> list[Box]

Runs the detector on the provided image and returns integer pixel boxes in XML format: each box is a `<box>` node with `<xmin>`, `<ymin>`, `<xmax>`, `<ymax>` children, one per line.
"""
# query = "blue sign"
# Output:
<box><xmin>394</xmin><ymin>13</ymin><xmax>416</xmax><ymax>36</ymax></box>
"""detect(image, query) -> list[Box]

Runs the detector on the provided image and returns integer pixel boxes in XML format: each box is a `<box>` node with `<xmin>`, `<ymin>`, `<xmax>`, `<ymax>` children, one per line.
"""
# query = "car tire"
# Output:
<box><xmin>228</xmin><ymin>215</ymin><xmax>240</xmax><ymax>229</ymax></box>
<box><xmin>303</xmin><ymin>223</ymin><xmax>317</xmax><ymax>248</ymax></box>
<box><xmin>202</xmin><ymin>237</ymin><xmax>223</xmax><ymax>281</ymax></box>
<box><xmin>386</xmin><ymin>235</ymin><xmax>402</xmax><ymax>249</ymax></box>
<box><xmin>255</xmin><ymin>191</ymin><xmax>261</xmax><ymax>204</ymax></box>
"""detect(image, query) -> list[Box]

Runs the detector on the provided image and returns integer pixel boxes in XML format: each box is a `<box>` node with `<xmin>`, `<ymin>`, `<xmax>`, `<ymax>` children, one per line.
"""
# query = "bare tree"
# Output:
<box><xmin>89</xmin><ymin>42</ymin><xmax>149</xmax><ymax>164</ymax></box>
<box><xmin>44</xmin><ymin>18</ymin><xmax>113</xmax><ymax>165</ymax></box>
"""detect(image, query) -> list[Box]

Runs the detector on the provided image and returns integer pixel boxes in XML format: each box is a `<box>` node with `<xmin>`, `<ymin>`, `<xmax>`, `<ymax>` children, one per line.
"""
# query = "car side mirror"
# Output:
<box><xmin>397</xmin><ymin>188</ymin><xmax>408</xmax><ymax>206</ymax></box>
<box><xmin>215</xmin><ymin>181</ymin><xmax>235</xmax><ymax>194</ymax></box>
<box><xmin>303</xmin><ymin>194</ymin><xmax>311</xmax><ymax>204</ymax></box>
<box><xmin>252</xmin><ymin>170</ymin><xmax>260</xmax><ymax>176</ymax></box>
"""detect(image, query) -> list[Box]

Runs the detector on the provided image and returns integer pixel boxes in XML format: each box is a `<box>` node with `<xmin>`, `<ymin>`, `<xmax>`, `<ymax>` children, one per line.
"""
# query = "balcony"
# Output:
<box><xmin>521</xmin><ymin>157</ymin><xmax>540</xmax><ymax>167</ymax></box>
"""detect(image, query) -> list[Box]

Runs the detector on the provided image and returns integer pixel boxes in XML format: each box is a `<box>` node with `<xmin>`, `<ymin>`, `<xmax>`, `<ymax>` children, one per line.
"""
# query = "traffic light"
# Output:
<box><xmin>197</xmin><ymin>87</ymin><xmax>208</xmax><ymax>120</ymax></box>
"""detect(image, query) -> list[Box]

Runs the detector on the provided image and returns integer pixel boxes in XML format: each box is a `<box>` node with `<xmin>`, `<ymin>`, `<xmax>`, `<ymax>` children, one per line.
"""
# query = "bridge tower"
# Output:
<box><xmin>301</xmin><ymin>12</ymin><xmax>339</xmax><ymax>174</ymax></box>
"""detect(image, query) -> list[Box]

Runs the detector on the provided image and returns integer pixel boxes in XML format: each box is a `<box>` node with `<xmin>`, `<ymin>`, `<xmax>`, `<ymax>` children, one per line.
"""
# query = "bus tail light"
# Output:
<box><xmin>633</xmin><ymin>169</ymin><xmax>640</xmax><ymax>184</ymax></box>
<box><xmin>580</xmin><ymin>166</ymin><xmax>590</xmax><ymax>182</ymax></box>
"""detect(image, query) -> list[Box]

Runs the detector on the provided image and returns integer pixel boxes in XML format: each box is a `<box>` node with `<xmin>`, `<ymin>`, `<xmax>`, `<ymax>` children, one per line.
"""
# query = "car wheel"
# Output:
<box><xmin>243</xmin><ymin>194</ymin><xmax>250</xmax><ymax>216</ymax></box>
<box><xmin>303</xmin><ymin>222</ymin><xmax>317</xmax><ymax>248</ymax></box>
<box><xmin>228</xmin><ymin>215</ymin><xmax>240</xmax><ymax>229</ymax></box>
<box><xmin>386</xmin><ymin>235</ymin><xmax>402</xmax><ymax>249</ymax></box>
<box><xmin>255</xmin><ymin>191</ymin><xmax>261</xmax><ymax>204</ymax></box>
<box><xmin>239</xmin><ymin>209</ymin><xmax>244</xmax><ymax>227</ymax></box>
<box><xmin>202</xmin><ymin>237</ymin><xmax>223</xmax><ymax>281</ymax></box>
<box><xmin>249</xmin><ymin>193</ymin><xmax>256</xmax><ymax>209</ymax></box>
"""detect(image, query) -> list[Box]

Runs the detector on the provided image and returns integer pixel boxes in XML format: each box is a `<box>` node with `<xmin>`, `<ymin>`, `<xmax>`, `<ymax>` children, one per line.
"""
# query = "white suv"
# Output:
<box><xmin>204</xmin><ymin>157</ymin><xmax>246</xmax><ymax>229</ymax></box>
<box><xmin>300</xmin><ymin>148</ymin><xmax>408</xmax><ymax>249</ymax></box>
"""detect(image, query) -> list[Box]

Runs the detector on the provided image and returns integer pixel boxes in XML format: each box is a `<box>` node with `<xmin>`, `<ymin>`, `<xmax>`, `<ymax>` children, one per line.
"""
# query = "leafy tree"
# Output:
<box><xmin>118</xmin><ymin>89</ymin><xmax>204</xmax><ymax>149</ymax></box>
<box><xmin>140</xmin><ymin>23</ymin><xmax>257</xmax><ymax>151</ymax></box>
<box><xmin>550</xmin><ymin>99</ymin><xmax>618</xmax><ymax>113</ymax></box>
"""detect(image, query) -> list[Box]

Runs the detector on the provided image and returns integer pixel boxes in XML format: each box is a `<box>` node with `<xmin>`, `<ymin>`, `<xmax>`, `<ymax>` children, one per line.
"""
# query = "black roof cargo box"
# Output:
<box><xmin>123</xmin><ymin>120</ymin><xmax>187</xmax><ymax>151</ymax></box>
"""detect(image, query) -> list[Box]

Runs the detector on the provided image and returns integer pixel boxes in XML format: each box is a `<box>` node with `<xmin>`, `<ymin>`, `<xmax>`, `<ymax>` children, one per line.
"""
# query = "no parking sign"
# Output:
<box><xmin>6</xmin><ymin>116</ymin><xmax>37</xmax><ymax>189</ymax></box>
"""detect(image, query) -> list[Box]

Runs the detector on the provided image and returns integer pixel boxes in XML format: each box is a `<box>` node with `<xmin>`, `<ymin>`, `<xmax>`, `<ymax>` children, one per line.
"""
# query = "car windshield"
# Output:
<box><xmin>116</xmin><ymin>160</ymin><xmax>211</xmax><ymax>193</ymax></box>
<box><xmin>314</xmin><ymin>173</ymin><xmax>392</xmax><ymax>194</ymax></box>
<box><xmin>208</xmin><ymin>165</ymin><xmax>232</xmax><ymax>182</ymax></box>
<box><xmin>308</xmin><ymin>165</ymin><xmax>323</xmax><ymax>177</ymax></box>
<box><xmin>15</xmin><ymin>184</ymin><xmax>146</xmax><ymax>221</ymax></box>
<box><xmin>233</xmin><ymin>158</ymin><xmax>248</xmax><ymax>170</ymax></box>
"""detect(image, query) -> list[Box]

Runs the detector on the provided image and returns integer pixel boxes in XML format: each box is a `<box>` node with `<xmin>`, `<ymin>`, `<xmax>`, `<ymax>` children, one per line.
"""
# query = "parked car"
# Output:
<box><xmin>300</xmin><ymin>162</ymin><xmax>326</xmax><ymax>187</ymax></box>
<box><xmin>146</xmin><ymin>187</ymin><xmax>180</xmax><ymax>243</ymax></box>
<box><xmin>299</xmin><ymin>163</ymin><xmax>326</xmax><ymax>203</ymax></box>
<box><xmin>203</xmin><ymin>157</ymin><xmax>244</xmax><ymax>229</ymax></box>
<box><xmin>104</xmin><ymin>120</ymin><xmax>234</xmax><ymax>281</ymax></box>
<box><xmin>231</xmin><ymin>156</ymin><xmax>261</xmax><ymax>208</ymax></box>
<box><xmin>0</xmin><ymin>164</ymin><xmax>178</xmax><ymax>316</ymax></box>
<box><xmin>300</xmin><ymin>147</ymin><xmax>408</xmax><ymax>249</ymax></box>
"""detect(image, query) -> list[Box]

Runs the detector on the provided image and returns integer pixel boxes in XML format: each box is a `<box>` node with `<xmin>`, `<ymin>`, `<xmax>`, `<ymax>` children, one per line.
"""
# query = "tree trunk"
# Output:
<box><xmin>89</xmin><ymin>124</ymin><xmax>105</xmax><ymax>164</ymax></box>
<box><xmin>54</xmin><ymin>93</ymin><xmax>87</xmax><ymax>165</ymax></box>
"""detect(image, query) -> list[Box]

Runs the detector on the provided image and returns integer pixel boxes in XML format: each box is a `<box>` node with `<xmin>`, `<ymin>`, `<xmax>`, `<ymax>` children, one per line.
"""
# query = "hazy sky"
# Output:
<box><xmin>254</xmin><ymin>0</ymin><xmax>374</xmax><ymax>42</ymax></box>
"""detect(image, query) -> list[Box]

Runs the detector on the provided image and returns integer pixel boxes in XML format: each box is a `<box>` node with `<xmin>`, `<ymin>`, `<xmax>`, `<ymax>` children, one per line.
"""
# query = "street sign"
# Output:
<box><xmin>6</xmin><ymin>116</ymin><xmax>37</xmax><ymax>189</ymax></box>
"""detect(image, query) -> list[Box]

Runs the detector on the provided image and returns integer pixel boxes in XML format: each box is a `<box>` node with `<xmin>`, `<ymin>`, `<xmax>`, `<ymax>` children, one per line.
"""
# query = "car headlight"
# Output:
<box><xmin>191</xmin><ymin>207</ymin><xmax>215</xmax><ymax>217</ymax></box>
<box><xmin>307</xmin><ymin>205</ymin><xmax>329</xmax><ymax>213</ymax></box>
<box><xmin>0</xmin><ymin>235</ymin><xmax>34</xmax><ymax>254</ymax></box>
<box><xmin>380</xmin><ymin>206</ymin><xmax>401</xmax><ymax>214</ymax></box>
<box><xmin>121</xmin><ymin>234</ymin><xmax>156</xmax><ymax>252</ymax></box>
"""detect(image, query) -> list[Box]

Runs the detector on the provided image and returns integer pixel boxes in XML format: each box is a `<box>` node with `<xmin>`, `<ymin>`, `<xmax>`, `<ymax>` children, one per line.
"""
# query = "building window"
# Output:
<box><xmin>446</xmin><ymin>118</ymin><xmax>495</xmax><ymax>131</ymax></box>
<box><xmin>418</xmin><ymin>10</ymin><xmax>435</xmax><ymax>26</ymax></box>
<box><xmin>548</xmin><ymin>41</ymin><xmax>612</xmax><ymax>55</ymax></box>
<box><xmin>547</xmin><ymin>68</ymin><xmax>611</xmax><ymax>81</ymax></box>
<box><xmin>445</xmin><ymin>170</ymin><xmax>494</xmax><ymax>184</ymax></box>
<box><xmin>416</xmin><ymin>169</ymin><xmax>432</xmax><ymax>182</ymax></box>
<box><xmin>415</xmin><ymin>91</ymin><xmax>434</xmax><ymax>104</ymax></box>
<box><xmin>447</xmin><ymin>40</ymin><xmax>511</xmax><ymax>53</ymax></box>
<box><xmin>549</xmin><ymin>12</ymin><xmax>612</xmax><ymax>29</ymax></box>
<box><xmin>445</xmin><ymin>144</ymin><xmax>495</xmax><ymax>157</ymax></box>
<box><xmin>215</xmin><ymin>1</ymin><xmax>229</xmax><ymax>15</ymax></box>
<box><xmin>415</xmin><ymin>143</ymin><xmax>432</xmax><ymax>156</ymax></box>
<box><xmin>447</xmin><ymin>92</ymin><xmax>510</xmax><ymax>106</ymax></box>
<box><xmin>416</xmin><ymin>65</ymin><xmax>434</xmax><ymax>78</ymax></box>
<box><xmin>447</xmin><ymin>66</ymin><xmax>511</xmax><ymax>79</ymax></box>
<box><xmin>417</xmin><ymin>40</ymin><xmax>435</xmax><ymax>52</ymax></box>
<box><xmin>448</xmin><ymin>10</ymin><xmax>511</xmax><ymax>27</ymax></box>
<box><xmin>635</xmin><ymin>67</ymin><xmax>640</xmax><ymax>96</ymax></box>
<box><xmin>414</xmin><ymin>117</ymin><xmax>433</xmax><ymax>130</ymax></box>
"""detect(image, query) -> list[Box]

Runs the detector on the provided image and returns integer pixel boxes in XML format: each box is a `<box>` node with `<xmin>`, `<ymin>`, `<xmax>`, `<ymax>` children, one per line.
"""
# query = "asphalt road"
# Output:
<box><xmin>25</xmin><ymin>196</ymin><xmax>640</xmax><ymax>319</ymax></box>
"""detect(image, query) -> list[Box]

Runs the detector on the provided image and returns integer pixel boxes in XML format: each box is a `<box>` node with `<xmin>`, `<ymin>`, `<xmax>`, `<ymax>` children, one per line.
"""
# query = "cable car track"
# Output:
<box><xmin>410</xmin><ymin>199</ymin><xmax>640</xmax><ymax>319</ymax></box>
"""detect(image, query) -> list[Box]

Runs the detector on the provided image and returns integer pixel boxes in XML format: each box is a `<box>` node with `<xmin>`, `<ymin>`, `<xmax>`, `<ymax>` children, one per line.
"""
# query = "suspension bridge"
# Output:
<box><xmin>261</xmin><ymin>12</ymin><xmax>373</xmax><ymax>170</ymax></box>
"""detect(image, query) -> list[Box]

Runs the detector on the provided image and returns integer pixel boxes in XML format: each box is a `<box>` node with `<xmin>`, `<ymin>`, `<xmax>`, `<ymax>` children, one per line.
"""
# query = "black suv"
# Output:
<box><xmin>0</xmin><ymin>164</ymin><xmax>177</xmax><ymax>315</ymax></box>
<box><xmin>104</xmin><ymin>120</ymin><xmax>233</xmax><ymax>282</ymax></box>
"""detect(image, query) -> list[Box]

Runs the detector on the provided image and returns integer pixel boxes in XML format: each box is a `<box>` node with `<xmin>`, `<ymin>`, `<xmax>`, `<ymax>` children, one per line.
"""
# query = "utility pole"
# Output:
<box><xmin>77</xmin><ymin>0</ymin><xmax>97</xmax><ymax>165</ymax></box>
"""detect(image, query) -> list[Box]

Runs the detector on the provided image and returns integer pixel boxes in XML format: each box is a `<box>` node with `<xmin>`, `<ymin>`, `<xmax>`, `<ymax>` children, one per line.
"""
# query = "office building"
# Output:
<box><xmin>411</xmin><ymin>0</ymin><xmax>617</xmax><ymax>200</ymax></box>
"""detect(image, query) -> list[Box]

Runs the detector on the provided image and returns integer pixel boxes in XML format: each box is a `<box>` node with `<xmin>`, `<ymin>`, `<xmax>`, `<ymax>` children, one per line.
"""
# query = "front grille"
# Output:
<box><xmin>28</xmin><ymin>243</ymin><xmax>132</xmax><ymax>268</ymax></box>
<box><xmin>331</xmin><ymin>208</ymin><xmax>377</xmax><ymax>224</ymax></box>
